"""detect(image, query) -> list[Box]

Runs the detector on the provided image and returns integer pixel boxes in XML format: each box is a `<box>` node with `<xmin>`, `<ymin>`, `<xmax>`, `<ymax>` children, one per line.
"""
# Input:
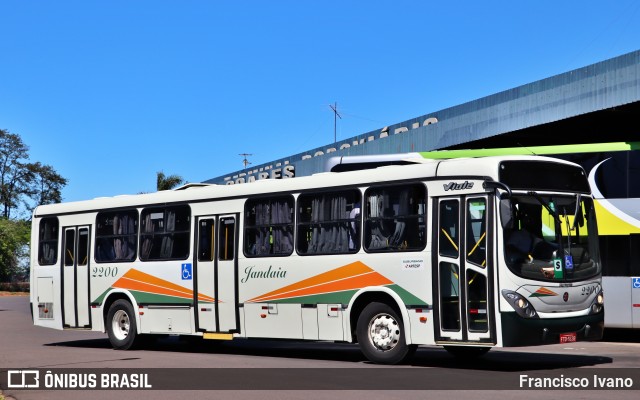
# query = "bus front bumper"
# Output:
<box><xmin>500</xmin><ymin>312</ymin><xmax>604</xmax><ymax>347</ymax></box>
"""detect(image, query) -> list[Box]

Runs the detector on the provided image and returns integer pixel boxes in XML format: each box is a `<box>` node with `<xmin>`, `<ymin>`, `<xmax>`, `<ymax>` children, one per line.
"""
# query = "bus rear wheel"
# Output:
<box><xmin>106</xmin><ymin>299</ymin><xmax>140</xmax><ymax>350</ymax></box>
<box><xmin>356</xmin><ymin>302</ymin><xmax>416</xmax><ymax>364</ymax></box>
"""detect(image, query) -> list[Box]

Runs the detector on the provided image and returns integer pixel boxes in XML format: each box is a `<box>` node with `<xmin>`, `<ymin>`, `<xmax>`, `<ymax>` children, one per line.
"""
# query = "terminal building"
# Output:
<box><xmin>205</xmin><ymin>49</ymin><xmax>640</xmax><ymax>186</ymax></box>
<box><xmin>204</xmin><ymin>49</ymin><xmax>640</xmax><ymax>328</ymax></box>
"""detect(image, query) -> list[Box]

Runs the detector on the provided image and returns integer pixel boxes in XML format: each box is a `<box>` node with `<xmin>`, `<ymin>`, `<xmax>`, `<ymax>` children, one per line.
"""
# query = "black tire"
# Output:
<box><xmin>106</xmin><ymin>299</ymin><xmax>140</xmax><ymax>350</ymax></box>
<box><xmin>443</xmin><ymin>345</ymin><xmax>491</xmax><ymax>359</ymax></box>
<box><xmin>356</xmin><ymin>302</ymin><xmax>416</xmax><ymax>364</ymax></box>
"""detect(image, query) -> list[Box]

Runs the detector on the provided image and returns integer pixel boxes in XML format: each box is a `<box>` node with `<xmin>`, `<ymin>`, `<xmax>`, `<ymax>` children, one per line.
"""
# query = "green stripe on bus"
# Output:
<box><xmin>92</xmin><ymin>289</ymin><xmax>196</xmax><ymax>306</ymax></box>
<box><xmin>128</xmin><ymin>291</ymin><xmax>193</xmax><ymax>304</ymax></box>
<box><xmin>386</xmin><ymin>284</ymin><xmax>428</xmax><ymax>306</ymax></box>
<box><xmin>419</xmin><ymin>142</ymin><xmax>640</xmax><ymax>159</ymax></box>
<box><xmin>261</xmin><ymin>290</ymin><xmax>358</xmax><ymax>304</ymax></box>
<box><xmin>92</xmin><ymin>290</ymin><xmax>108</xmax><ymax>305</ymax></box>
<box><xmin>251</xmin><ymin>284</ymin><xmax>426</xmax><ymax>307</ymax></box>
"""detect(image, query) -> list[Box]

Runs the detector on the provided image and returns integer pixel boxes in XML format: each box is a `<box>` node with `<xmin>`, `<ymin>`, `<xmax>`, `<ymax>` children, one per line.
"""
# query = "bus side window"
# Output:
<box><xmin>296</xmin><ymin>190</ymin><xmax>361</xmax><ymax>255</ymax></box>
<box><xmin>198</xmin><ymin>219</ymin><xmax>214</xmax><ymax>262</ymax></box>
<box><xmin>64</xmin><ymin>229</ymin><xmax>75</xmax><ymax>266</ymax></box>
<box><xmin>439</xmin><ymin>200</ymin><xmax>459</xmax><ymax>258</ymax></box>
<box><xmin>140</xmin><ymin>205</ymin><xmax>190</xmax><ymax>261</ymax></box>
<box><xmin>365</xmin><ymin>184</ymin><xmax>426</xmax><ymax>252</ymax></box>
<box><xmin>38</xmin><ymin>217</ymin><xmax>59</xmax><ymax>265</ymax></box>
<box><xmin>218</xmin><ymin>217</ymin><xmax>235</xmax><ymax>261</ymax></box>
<box><xmin>95</xmin><ymin>210</ymin><xmax>138</xmax><ymax>262</ymax></box>
<box><xmin>244</xmin><ymin>196</ymin><xmax>294</xmax><ymax>257</ymax></box>
<box><xmin>466</xmin><ymin>198</ymin><xmax>487</xmax><ymax>267</ymax></box>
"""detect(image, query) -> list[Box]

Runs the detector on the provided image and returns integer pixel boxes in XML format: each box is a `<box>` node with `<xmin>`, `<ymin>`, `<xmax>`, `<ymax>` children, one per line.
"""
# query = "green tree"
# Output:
<box><xmin>157</xmin><ymin>171</ymin><xmax>184</xmax><ymax>191</ymax></box>
<box><xmin>0</xmin><ymin>129</ymin><xmax>67</xmax><ymax>219</ymax></box>
<box><xmin>30</xmin><ymin>162</ymin><xmax>68</xmax><ymax>209</ymax></box>
<box><xmin>0</xmin><ymin>129</ymin><xmax>68</xmax><ymax>282</ymax></box>
<box><xmin>0</xmin><ymin>218</ymin><xmax>30</xmax><ymax>282</ymax></box>
<box><xmin>0</xmin><ymin>129</ymin><xmax>34</xmax><ymax>219</ymax></box>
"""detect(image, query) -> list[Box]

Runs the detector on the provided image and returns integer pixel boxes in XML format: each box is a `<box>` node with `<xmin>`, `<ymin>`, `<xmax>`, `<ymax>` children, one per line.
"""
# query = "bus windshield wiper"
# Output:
<box><xmin>527</xmin><ymin>191</ymin><xmax>560</xmax><ymax>224</ymax></box>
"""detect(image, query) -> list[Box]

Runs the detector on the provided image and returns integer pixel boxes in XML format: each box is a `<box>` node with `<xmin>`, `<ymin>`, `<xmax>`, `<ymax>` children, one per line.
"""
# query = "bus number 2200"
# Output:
<box><xmin>91</xmin><ymin>267</ymin><xmax>118</xmax><ymax>278</ymax></box>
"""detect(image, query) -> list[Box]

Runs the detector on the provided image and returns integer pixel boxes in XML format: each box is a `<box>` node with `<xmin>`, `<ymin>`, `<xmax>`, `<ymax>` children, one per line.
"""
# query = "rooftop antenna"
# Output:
<box><xmin>516</xmin><ymin>142</ymin><xmax>537</xmax><ymax>155</ymax></box>
<box><xmin>329</xmin><ymin>102</ymin><xmax>342</xmax><ymax>143</ymax></box>
<box><xmin>239</xmin><ymin>153</ymin><xmax>253</xmax><ymax>169</ymax></box>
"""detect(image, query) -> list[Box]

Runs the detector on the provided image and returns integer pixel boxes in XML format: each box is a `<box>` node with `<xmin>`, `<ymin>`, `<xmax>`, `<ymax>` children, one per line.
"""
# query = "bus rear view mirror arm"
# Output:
<box><xmin>483</xmin><ymin>181</ymin><xmax>515</xmax><ymax>230</ymax></box>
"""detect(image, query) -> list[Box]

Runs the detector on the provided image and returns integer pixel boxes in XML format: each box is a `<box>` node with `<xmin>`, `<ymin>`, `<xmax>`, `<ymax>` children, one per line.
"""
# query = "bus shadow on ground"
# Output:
<box><xmin>46</xmin><ymin>335</ymin><xmax>613</xmax><ymax>371</ymax></box>
<box><xmin>44</xmin><ymin>337</ymin><xmax>112</xmax><ymax>349</ymax></box>
<box><xmin>415</xmin><ymin>349</ymin><xmax>612</xmax><ymax>371</ymax></box>
<box><xmin>602</xmin><ymin>328</ymin><xmax>640</xmax><ymax>343</ymax></box>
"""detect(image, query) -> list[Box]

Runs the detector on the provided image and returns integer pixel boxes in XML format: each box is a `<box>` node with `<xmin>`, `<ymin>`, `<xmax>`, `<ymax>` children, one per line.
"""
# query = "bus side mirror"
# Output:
<box><xmin>483</xmin><ymin>181</ymin><xmax>515</xmax><ymax>230</ymax></box>
<box><xmin>500</xmin><ymin>198</ymin><xmax>515</xmax><ymax>230</ymax></box>
<box><xmin>572</xmin><ymin>194</ymin><xmax>584</xmax><ymax>229</ymax></box>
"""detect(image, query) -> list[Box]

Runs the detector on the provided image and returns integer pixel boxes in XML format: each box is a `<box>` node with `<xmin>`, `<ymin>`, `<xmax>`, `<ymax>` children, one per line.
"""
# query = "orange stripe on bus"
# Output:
<box><xmin>249</xmin><ymin>270</ymin><xmax>393</xmax><ymax>303</ymax></box>
<box><xmin>534</xmin><ymin>287</ymin><xmax>558</xmax><ymax>296</ymax></box>
<box><xmin>248</xmin><ymin>261</ymin><xmax>373</xmax><ymax>302</ymax></box>
<box><xmin>112</xmin><ymin>269</ymin><xmax>216</xmax><ymax>303</ymax></box>
<box><xmin>121</xmin><ymin>269</ymin><xmax>192</xmax><ymax>295</ymax></box>
<box><xmin>197</xmin><ymin>293</ymin><xmax>217</xmax><ymax>303</ymax></box>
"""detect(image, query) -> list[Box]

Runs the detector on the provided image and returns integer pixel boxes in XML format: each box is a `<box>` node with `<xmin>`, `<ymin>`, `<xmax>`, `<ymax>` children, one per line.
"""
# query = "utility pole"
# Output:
<box><xmin>329</xmin><ymin>102</ymin><xmax>342</xmax><ymax>143</ymax></box>
<box><xmin>239</xmin><ymin>153</ymin><xmax>252</xmax><ymax>169</ymax></box>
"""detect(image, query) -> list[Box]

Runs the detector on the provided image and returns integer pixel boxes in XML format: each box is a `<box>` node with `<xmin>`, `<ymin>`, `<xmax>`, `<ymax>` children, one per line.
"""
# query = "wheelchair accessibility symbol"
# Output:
<box><xmin>182</xmin><ymin>263</ymin><xmax>192</xmax><ymax>280</ymax></box>
<box><xmin>633</xmin><ymin>277</ymin><xmax>640</xmax><ymax>289</ymax></box>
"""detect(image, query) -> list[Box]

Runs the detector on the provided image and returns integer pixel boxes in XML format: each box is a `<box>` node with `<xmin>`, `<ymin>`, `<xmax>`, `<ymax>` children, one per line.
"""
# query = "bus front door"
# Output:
<box><xmin>61</xmin><ymin>225</ymin><xmax>91</xmax><ymax>328</ymax></box>
<box><xmin>194</xmin><ymin>214</ymin><xmax>239</xmax><ymax>334</ymax></box>
<box><xmin>434</xmin><ymin>196</ymin><xmax>494</xmax><ymax>344</ymax></box>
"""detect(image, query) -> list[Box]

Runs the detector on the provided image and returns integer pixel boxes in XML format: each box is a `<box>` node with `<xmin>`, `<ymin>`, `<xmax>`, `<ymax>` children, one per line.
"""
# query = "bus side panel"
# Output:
<box><xmin>243</xmin><ymin>303</ymin><xmax>303</xmax><ymax>339</ymax></box>
<box><xmin>301</xmin><ymin>306</ymin><xmax>319</xmax><ymax>340</ymax></box>
<box><xmin>32</xmin><ymin>273</ymin><xmax>63</xmax><ymax>330</ymax></box>
<box><xmin>91</xmin><ymin>306</ymin><xmax>105</xmax><ymax>332</ymax></box>
<box><xmin>602</xmin><ymin>277</ymin><xmax>633</xmax><ymax>328</ymax></box>
<box><xmin>139</xmin><ymin>306</ymin><xmax>193</xmax><ymax>334</ymax></box>
<box><xmin>406</xmin><ymin>308</ymin><xmax>435</xmax><ymax>345</ymax></box>
<box><xmin>317</xmin><ymin>304</ymin><xmax>345</xmax><ymax>341</ymax></box>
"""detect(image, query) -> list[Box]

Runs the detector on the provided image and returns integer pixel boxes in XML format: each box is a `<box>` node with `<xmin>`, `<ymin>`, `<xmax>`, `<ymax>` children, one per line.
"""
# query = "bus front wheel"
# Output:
<box><xmin>356</xmin><ymin>302</ymin><xmax>416</xmax><ymax>364</ymax></box>
<box><xmin>106</xmin><ymin>299</ymin><xmax>140</xmax><ymax>350</ymax></box>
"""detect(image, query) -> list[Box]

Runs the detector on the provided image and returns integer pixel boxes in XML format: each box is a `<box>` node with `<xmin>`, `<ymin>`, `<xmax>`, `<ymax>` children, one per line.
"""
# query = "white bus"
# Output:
<box><xmin>30</xmin><ymin>155</ymin><xmax>604</xmax><ymax>364</ymax></box>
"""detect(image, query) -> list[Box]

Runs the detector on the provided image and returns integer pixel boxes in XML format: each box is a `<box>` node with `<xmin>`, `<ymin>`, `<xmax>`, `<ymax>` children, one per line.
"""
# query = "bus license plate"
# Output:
<box><xmin>559</xmin><ymin>332</ymin><xmax>577</xmax><ymax>343</ymax></box>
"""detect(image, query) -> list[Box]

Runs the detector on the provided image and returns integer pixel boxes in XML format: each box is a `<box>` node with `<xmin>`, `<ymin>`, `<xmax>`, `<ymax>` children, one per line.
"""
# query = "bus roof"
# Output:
<box><xmin>33</xmin><ymin>155</ymin><xmax>581</xmax><ymax>217</ymax></box>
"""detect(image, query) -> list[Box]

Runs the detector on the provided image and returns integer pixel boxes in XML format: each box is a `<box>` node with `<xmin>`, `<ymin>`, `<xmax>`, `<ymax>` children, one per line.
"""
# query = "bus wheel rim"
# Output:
<box><xmin>112</xmin><ymin>310</ymin><xmax>130</xmax><ymax>341</ymax></box>
<box><xmin>368</xmin><ymin>313</ymin><xmax>400</xmax><ymax>351</ymax></box>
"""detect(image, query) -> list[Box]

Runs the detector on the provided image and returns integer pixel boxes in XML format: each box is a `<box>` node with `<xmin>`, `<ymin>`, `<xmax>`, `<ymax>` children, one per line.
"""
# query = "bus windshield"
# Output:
<box><xmin>503</xmin><ymin>194</ymin><xmax>600</xmax><ymax>282</ymax></box>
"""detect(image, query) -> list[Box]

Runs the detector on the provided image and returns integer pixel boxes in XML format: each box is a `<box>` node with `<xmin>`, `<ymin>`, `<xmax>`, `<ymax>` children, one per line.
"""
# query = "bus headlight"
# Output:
<box><xmin>516</xmin><ymin>298</ymin><xmax>529</xmax><ymax>309</ymax></box>
<box><xmin>589</xmin><ymin>290</ymin><xmax>604</xmax><ymax>314</ymax></box>
<box><xmin>502</xmin><ymin>289</ymin><xmax>539</xmax><ymax>319</ymax></box>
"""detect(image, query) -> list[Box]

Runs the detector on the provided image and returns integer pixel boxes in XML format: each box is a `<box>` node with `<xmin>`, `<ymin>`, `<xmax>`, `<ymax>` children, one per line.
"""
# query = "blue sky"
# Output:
<box><xmin>1</xmin><ymin>1</ymin><xmax>639</xmax><ymax>203</ymax></box>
